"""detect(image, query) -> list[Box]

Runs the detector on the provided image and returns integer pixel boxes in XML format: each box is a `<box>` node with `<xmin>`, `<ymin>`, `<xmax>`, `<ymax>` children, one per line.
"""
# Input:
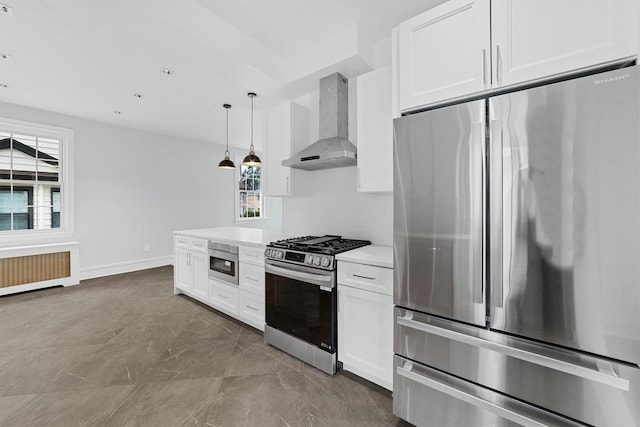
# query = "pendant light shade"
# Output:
<box><xmin>218</xmin><ymin>103</ymin><xmax>235</xmax><ymax>170</ymax></box>
<box><xmin>242</xmin><ymin>92</ymin><xmax>261</xmax><ymax>166</ymax></box>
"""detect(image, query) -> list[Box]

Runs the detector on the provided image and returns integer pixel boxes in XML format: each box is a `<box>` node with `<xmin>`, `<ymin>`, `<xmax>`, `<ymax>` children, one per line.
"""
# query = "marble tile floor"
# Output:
<box><xmin>0</xmin><ymin>266</ymin><xmax>409</xmax><ymax>427</ymax></box>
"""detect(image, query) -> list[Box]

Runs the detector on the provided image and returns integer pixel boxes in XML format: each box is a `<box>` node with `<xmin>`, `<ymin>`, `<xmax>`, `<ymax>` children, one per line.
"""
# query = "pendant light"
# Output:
<box><xmin>242</xmin><ymin>92</ymin><xmax>261</xmax><ymax>166</ymax></box>
<box><xmin>218</xmin><ymin>103</ymin><xmax>235</xmax><ymax>169</ymax></box>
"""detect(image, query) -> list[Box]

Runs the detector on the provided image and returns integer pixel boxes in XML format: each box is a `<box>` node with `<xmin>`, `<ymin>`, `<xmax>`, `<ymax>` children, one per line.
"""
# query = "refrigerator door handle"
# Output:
<box><xmin>490</xmin><ymin>119</ymin><xmax>504</xmax><ymax>308</ymax></box>
<box><xmin>472</xmin><ymin>121</ymin><xmax>485</xmax><ymax>305</ymax></box>
<box><xmin>397</xmin><ymin>361</ymin><xmax>549</xmax><ymax>427</ymax></box>
<box><xmin>397</xmin><ymin>314</ymin><xmax>630</xmax><ymax>391</ymax></box>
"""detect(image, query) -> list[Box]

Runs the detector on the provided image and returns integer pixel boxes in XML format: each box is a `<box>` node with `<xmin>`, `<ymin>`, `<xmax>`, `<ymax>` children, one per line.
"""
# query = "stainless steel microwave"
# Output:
<box><xmin>208</xmin><ymin>241</ymin><xmax>238</xmax><ymax>286</ymax></box>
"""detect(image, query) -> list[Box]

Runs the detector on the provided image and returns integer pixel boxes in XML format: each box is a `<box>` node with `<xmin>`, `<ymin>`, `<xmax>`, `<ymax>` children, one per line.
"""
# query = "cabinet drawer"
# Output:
<box><xmin>239</xmin><ymin>289</ymin><xmax>265</xmax><ymax>331</ymax></box>
<box><xmin>337</xmin><ymin>261</ymin><xmax>393</xmax><ymax>295</ymax></box>
<box><xmin>175</xmin><ymin>235</ymin><xmax>190</xmax><ymax>249</ymax></box>
<box><xmin>239</xmin><ymin>263</ymin><xmax>265</xmax><ymax>294</ymax></box>
<box><xmin>190</xmin><ymin>238</ymin><xmax>208</xmax><ymax>253</ymax></box>
<box><xmin>239</xmin><ymin>245</ymin><xmax>265</xmax><ymax>266</ymax></box>
<box><xmin>209</xmin><ymin>279</ymin><xmax>238</xmax><ymax>315</ymax></box>
<box><xmin>175</xmin><ymin>235</ymin><xmax>208</xmax><ymax>253</ymax></box>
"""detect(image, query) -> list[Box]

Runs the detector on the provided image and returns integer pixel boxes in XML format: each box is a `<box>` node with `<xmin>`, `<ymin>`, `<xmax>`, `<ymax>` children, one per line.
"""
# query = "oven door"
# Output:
<box><xmin>265</xmin><ymin>259</ymin><xmax>336</xmax><ymax>353</ymax></box>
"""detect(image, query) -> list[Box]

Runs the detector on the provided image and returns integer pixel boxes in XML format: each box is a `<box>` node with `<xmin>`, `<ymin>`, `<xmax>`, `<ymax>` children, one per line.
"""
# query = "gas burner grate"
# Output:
<box><xmin>269</xmin><ymin>235</ymin><xmax>370</xmax><ymax>255</ymax></box>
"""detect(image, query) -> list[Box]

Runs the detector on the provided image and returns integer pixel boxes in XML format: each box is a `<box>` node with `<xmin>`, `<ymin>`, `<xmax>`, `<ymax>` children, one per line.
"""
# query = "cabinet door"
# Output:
<box><xmin>398</xmin><ymin>0</ymin><xmax>490</xmax><ymax>111</ymax></box>
<box><xmin>338</xmin><ymin>285</ymin><xmax>393</xmax><ymax>390</ymax></box>
<box><xmin>264</xmin><ymin>102</ymin><xmax>309</xmax><ymax>196</ymax></box>
<box><xmin>357</xmin><ymin>66</ymin><xmax>393</xmax><ymax>193</ymax></box>
<box><xmin>492</xmin><ymin>0</ymin><xmax>638</xmax><ymax>88</ymax></box>
<box><xmin>175</xmin><ymin>247</ymin><xmax>193</xmax><ymax>292</ymax></box>
<box><xmin>191</xmin><ymin>251</ymin><xmax>209</xmax><ymax>301</ymax></box>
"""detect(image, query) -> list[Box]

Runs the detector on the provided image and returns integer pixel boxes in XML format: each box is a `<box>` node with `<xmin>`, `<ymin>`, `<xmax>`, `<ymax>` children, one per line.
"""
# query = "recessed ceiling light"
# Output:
<box><xmin>0</xmin><ymin>4</ymin><xmax>13</xmax><ymax>16</ymax></box>
<box><xmin>113</xmin><ymin>110</ymin><xmax>123</xmax><ymax>115</ymax></box>
<box><xmin>132</xmin><ymin>93</ymin><xmax>143</xmax><ymax>98</ymax></box>
<box><xmin>0</xmin><ymin>53</ymin><xmax>10</xmax><ymax>60</ymax></box>
<box><xmin>160</xmin><ymin>67</ymin><xmax>174</xmax><ymax>76</ymax></box>
<box><xmin>0</xmin><ymin>83</ymin><xmax>8</xmax><ymax>88</ymax></box>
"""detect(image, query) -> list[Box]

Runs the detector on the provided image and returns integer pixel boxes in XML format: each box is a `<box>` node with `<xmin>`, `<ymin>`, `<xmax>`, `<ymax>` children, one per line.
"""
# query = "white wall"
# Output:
<box><xmin>283</xmin><ymin>167</ymin><xmax>392</xmax><ymax>245</ymax></box>
<box><xmin>0</xmin><ymin>101</ymin><xmax>282</xmax><ymax>276</ymax></box>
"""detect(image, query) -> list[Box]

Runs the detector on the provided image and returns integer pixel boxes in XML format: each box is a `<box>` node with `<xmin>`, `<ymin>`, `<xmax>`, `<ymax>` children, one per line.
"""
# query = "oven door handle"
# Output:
<box><xmin>265</xmin><ymin>263</ymin><xmax>334</xmax><ymax>288</ymax></box>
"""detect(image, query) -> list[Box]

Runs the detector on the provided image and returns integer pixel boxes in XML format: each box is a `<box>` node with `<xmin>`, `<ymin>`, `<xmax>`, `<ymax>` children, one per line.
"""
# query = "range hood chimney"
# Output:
<box><xmin>282</xmin><ymin>72</ymin><xmax>357</xmax><ymax>171</ymax></box>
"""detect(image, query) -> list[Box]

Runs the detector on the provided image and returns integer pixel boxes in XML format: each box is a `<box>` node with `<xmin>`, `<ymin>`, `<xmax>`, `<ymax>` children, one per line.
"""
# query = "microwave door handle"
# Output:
<box><xmin>265</xmin><ymin>263</ymin><xmax>333</xmax><ymax>288</ymax></box>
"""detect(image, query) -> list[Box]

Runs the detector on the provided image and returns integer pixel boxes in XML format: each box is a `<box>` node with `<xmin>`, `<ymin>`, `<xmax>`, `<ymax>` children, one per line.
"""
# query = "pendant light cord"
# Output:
<box><xmin>226</xmin><ymin>106</ymin><xmax>230</xmax><ymax>156</ymax></box>
<box><xmin>250</xmin><ymin>94</ymin><xmax>254</xmax><ymax>151</ymax></box>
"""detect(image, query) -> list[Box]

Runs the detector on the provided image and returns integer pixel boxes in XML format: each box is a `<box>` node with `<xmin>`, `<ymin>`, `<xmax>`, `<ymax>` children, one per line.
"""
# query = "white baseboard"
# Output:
<box><xmin>79</xmin><ymin>255</ymin><xmax>174</xmax><ymax>281</ymax></box>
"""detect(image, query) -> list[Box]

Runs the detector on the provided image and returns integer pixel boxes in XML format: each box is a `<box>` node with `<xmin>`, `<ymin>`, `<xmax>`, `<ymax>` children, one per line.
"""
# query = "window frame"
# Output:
<box><xmin>0</xmin><ymin>185</ymin><xmax>34</xmax><ymax>230</ymax></box>
<box><xmin>0</xmin><ymin>117</ymin><xmax>74</xmax><ymax>245</ymax></box>
<box><xmin>234</xmin><ymin>154</ymin><xmax>267</xmax><ymax>224</ymax></box>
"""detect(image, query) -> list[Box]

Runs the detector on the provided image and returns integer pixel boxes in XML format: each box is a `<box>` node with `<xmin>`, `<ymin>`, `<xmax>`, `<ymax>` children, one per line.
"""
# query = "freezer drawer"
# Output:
<box><xmin>395</xmin><ymin>307</ymin><xmax>640</xmax><ymax>426</ymax></box>
<box><xmin>393</xmin><ymin>355</ymin><xmax>581</xmax><ymax>427</ymax></box>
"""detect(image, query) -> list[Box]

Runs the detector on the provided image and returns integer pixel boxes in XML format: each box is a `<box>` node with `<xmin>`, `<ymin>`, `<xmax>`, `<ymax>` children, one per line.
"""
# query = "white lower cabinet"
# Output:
<box><xmin>237</xmin><ymin>245</ymin><xmax>266</xmax><ymax>331</ymax></box>
<box><xmin>209</xmin><ymin>279</ymin><xmax>239</xmax><ymax>317</ymax></box>
<box><xmin>175</xmin><ymin>236</ymin><xmax>267</xmax><ymax>331</ymax></box>
<box><xmin>238</xmin><ymin>289</ymin><xmax>265</xmax><ymax>331</ymax></box>
<box><xmin>174</xmin><ymin>235</ymin><xmax>209</xmax><ymax>302</ymax></box>
<box><xmin>338</xmin><ymin>260</ymin><xmax>393</xmax><ymax>390</ymax></box>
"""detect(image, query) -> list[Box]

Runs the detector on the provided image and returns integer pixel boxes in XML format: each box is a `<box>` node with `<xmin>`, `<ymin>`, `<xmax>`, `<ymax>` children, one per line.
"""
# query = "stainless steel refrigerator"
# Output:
<box><xmin>393</xmin><ymin>65</ymin><xmax>640</xmax><ymax>426</ymax></box>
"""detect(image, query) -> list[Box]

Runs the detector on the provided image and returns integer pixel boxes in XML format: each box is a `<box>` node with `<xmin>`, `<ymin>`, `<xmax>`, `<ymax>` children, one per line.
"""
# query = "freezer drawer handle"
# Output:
<box><xmin>397</xmin><ymin>315</ymin><xmax>629</xmax><ymax>391</ymax></box>
<box><xmin>397</xmin><ymin>363</ymin><xmax>548</xmax><ymax>427</ymax></box>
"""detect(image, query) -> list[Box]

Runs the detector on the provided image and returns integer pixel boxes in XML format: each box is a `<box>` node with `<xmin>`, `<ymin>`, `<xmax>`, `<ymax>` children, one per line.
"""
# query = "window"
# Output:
<box><xmin>0</xmin><ymin>118</ymin><xmax>73</xmax><ymax>238</ymax></box>
<box><xmin>235</xmin><ymin>155</ymin><xmax>264</xmax><ymax>221</ymax></box>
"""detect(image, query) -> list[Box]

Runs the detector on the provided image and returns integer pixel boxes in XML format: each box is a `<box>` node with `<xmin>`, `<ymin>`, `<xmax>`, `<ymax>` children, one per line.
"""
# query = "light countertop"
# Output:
<box><xmin>335</xmin><ymin>245</ymin><xmax>393</xmax><ymax>269</ymax></box>
<box><xmin>175</xmin><ymin>226</ymin><xmax>287</xmax><ymax>247</ymax></box>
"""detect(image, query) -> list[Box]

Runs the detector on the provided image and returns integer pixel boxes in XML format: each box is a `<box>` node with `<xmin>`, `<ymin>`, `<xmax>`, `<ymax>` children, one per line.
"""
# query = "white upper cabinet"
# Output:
<box><xmin>397</xmin><ymin>0</ymin><xmax>638</xmax><ymax>112</ymax></box>
<box><xmin>356</xmin><ymin>65</ymin><xmax>393</xmax><ymax>193</ymax></box>
<box><xmin>491</xmin><ymin>0</ymin><xmax>638</xmax><ymax>88</ymax></box>
<box><xmin>264</xmin><ymin>101</ymin><xmax>309</xmax><ymax>197</ymax></box>
<box><xmin>398</xmin><ymin>0</ymin><xmax>491</xmax><ymax>111</ymax></box>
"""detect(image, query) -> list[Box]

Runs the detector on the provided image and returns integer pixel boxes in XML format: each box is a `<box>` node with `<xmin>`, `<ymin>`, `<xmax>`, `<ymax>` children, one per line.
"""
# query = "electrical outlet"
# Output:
<box><xmin>143</xmin><ymin>244</ymin><xmax>150</xmax><ymax>252</ymax></box>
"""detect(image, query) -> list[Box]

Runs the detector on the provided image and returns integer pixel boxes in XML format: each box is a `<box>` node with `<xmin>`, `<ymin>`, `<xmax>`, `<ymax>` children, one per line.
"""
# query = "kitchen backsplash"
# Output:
<box><xmin>281</xmin><ymin>166</ymin><xmax>393</xmax><ymax>245</ymax></box>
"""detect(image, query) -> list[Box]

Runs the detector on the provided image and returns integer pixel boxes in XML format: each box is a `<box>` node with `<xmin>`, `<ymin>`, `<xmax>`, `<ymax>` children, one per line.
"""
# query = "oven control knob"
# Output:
<box><xmin>313</xmin><ymin>256</ymin><xmax>321</xmax><ymax>266</ymax></box>
<box><xmin>277</xmin><ymin>250</ymin><xmax>284</xmax><ymax>259</ymax></box>
<box><xmin>306</xmin><ymin>255</ymin><xmax>313</xmax><ymax>265</ymax></box>
<box><xmin>321</xmin><ymin>257</ymin><xmax>330</xmax><ymax>267</ymax></box>
<box><xmin>266</xmin><ymin>249</ymin><xmax>271</xmax><ymax>257</ymax></box>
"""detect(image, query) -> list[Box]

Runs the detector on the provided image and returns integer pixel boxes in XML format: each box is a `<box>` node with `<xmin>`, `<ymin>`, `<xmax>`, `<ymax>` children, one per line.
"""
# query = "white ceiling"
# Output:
<box><xmin>0</xmin><ymin>0</ymin><xmax>444</xmax><ymax>146</ymax></box>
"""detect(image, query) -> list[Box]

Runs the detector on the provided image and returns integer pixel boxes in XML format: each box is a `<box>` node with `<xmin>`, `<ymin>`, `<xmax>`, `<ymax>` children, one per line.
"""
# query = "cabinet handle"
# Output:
<box><xmin>496</xmin><ymin>44</ymin><xmax>502</xmax><ymax>83</ymax></box>
<box><xmin>286</xmin><ymin>176</ymin><xmax>290</xmax><ymax>194</ymax></box>
<box><xmin>482</xmin><ymin>49</ymin><xmax>487</xmax><ymax>86</ymax></box>
<box><xmin>217</xmin><ymin>293</ymin><xmax>228</xmax><ymax>299</ymax></box>
<box><xmin>353</xmin><ymin>274</ymin><xmax>376</xmax><ymax>281</ymax></box>
<box><xmin>246</xmin><ymin>276</ymin><xmax>259</xmax><ymax>282</ymax></box>
<box><xmin>187</xmin><ymin>253</ymin><xmax>191</xmax><ymax>266</ymax></box>
<box><xmin>246</xmin><ymin>305</ymin><xmax>259</xmax><ymax>311</ymax></box>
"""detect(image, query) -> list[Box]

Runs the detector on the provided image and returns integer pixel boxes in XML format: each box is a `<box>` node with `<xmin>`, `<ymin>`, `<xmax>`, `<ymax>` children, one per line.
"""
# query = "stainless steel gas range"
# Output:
<box><xmin>263</xmin><ymin>235</ymin><xmax>371</xmax><ymax>375</ymax></box>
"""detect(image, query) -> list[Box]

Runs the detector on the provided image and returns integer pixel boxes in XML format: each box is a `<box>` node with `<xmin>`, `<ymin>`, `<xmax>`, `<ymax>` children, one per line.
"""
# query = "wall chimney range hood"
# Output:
<box><xmin>282</xmin><ymin>73</ymin><xmax>357</xmax><ymax>171</ymax></box>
